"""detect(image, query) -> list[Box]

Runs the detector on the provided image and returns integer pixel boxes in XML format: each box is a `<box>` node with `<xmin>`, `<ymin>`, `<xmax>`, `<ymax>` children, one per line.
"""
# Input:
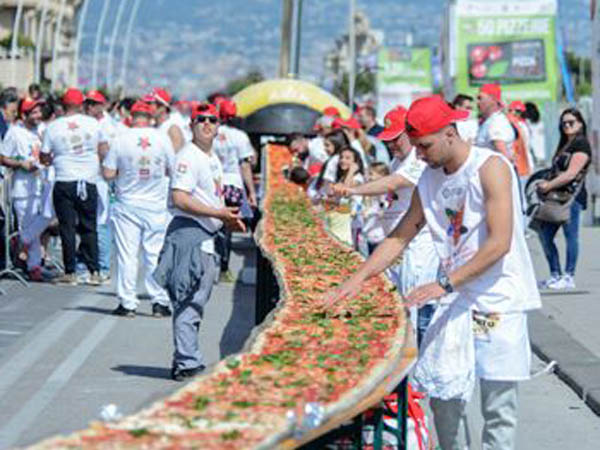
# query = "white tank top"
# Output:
<box><xmin>417</xmin><ymin>146</ymin><xmax>541</xmax><ymax>313</ymax></box>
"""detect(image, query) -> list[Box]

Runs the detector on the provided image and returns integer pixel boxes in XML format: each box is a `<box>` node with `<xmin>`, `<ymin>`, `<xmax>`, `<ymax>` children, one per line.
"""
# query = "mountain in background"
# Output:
<box><xmin>78</xmin><ymin>0</ymin><xmax>592</xmax><ymax>98</ymax></box>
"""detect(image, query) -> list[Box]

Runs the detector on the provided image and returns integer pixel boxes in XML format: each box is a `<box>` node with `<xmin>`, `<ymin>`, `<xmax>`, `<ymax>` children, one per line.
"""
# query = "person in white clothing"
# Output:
<box><xmin>212</xmin><ymin>99</ymin><xmax>257</xmax><ymax>282</ymax></box>
<box><xmin>1</xmin><ymin>98</ymin><xmax>54</xmax><ymax>281</ymax></box>
<box><xmin>150</xmin><ymin>88</ymin><xmax>187</xmax><ymax>152</ymax></box>
<box><xmin>40</xmin><ymin>88</ymin><xmax>109</xmax><ymax>286</ymax></box>
<box><xmin>326</xmin><ymin>96</ymin><xmax>541</xmax><ymax>450</ymax></box>
<box><xmin>476</xmin><ymin>84</ymin><xmax>516</xmax><ymax>163</ymax></box>
<box><xmin>153</xmin><ymin>102</ymin><xmax>245</xmax><ymax>381</ymax></box>
<box><xmin>102</xmin><ymin>101</ymin><xmax>173</xmax><ymax>318</ymax></box>
<box><xmin>84</xmin><ymin>90</ymin><xmax>117</xmax><ymax>282</ymax></box>
<box><xmin>452</xmin><ymin>94</ymin><xmax>479</xmax><ymax>144</ymax></box>
<box><xmin>331</xmin><ymin>106</ymin><xmax>439</xmax><ymax>345</ymax></box>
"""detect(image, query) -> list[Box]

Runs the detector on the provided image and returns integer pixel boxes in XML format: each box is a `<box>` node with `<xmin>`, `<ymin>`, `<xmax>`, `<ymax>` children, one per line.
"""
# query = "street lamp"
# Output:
<box><xmin>106</xmin><ymin>0</ymin><xmax>129</xmax><ymax>92</ymax></box>
<box><xmin>91</xmin><ymin>0</ymin><xmax>112</xmax><ymax>88</ymax></box>
<box><xmin>119</xmin><ymin>0</ymin><xmax>143</xmax><ymax>94</ymax></box>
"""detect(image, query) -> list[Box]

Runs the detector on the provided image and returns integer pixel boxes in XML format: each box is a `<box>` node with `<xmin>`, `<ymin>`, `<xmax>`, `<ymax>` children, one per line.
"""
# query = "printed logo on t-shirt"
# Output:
<box><xmin>138</xmin><ymin>155</ymin><xmax>151</xmax><ymax>178</ymax></box>
<box><xmin>138</xmin><ymin>137</ymin><xmax>151</xmax><ymax>150</ymax></box>
<box><xmin>67</xmin><ymin>122</ymin><xmax>79</xmax><ymax>131</ymax></box>
<box><xmin>445</xmin><ymin>207</ymin><xmax>468</xmax><ymax>246</ymax></box>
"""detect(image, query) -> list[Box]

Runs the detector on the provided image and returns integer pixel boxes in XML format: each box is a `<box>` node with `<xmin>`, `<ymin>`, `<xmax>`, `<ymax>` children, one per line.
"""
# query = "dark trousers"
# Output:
<box><xmin>53</xmin><ymin>181</ymin><xmax>99</xmax><ymax>274</ymax></box>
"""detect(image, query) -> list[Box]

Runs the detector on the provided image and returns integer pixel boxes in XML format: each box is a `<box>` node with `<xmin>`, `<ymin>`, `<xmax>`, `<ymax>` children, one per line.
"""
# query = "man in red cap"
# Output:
<box><xmin>212</xmin><ymin>98</ymin><xmax>257</xmax><ymax>282</ymax></box>
<box><xmin>331</xmin><ymin>105</ymin><xmax>438</xmax><ymax>343</ymax></box>
<box><xmin>326</xmin><ymin>95</ymin><xmax>541</xmax><ymax>450</ymax></box>
<box><xmin>40</xmin><ymin>88</ymin><xmax>109</xmax><ymax>286</ymax></box>
<box><xmin>102</xmin><ymin>100</ymin><xmax>173</xmax><ymax>318</ymax></box>
<box><xmin>150</xmin><ymin>87</ymin><xmax>189</xmax><ymax>152</ymax></box>
<box><xmin>476</xmin><ymin>83</ymin><xmax>516</xmax><ymax>162</ymax></box>
<box><xmin>84</xmin><ymin>89</ymin><xmax>118</xmax><ymax>283</ymax></box>
<box><xmin>1</xmin><ymin>98</ymin><xmax>56</xmax><ymax>281</ymax></box>
<box><xmin>154</xmin><ymin>102</ymin><xmax>245</xmax><ymax>380</ymax></box>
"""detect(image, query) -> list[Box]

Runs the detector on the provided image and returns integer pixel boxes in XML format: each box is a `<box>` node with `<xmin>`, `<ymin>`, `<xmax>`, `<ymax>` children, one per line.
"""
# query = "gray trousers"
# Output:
<box><xmin>172</xmin><ymin>253</ymin><xmax>217</xmax><ymax>371</ymax></box>
<box><xmin>430</xmin><ymin>380</ymin><xmax>519</xmax><ymax>450</ymax></box>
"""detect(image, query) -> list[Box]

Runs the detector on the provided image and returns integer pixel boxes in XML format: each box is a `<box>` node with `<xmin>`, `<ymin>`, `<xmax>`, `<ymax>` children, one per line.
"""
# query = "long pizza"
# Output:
<box><xmin>30</xmin><ymin>144</ymin><xmax>416</xmax><ymax>449</ymax></box>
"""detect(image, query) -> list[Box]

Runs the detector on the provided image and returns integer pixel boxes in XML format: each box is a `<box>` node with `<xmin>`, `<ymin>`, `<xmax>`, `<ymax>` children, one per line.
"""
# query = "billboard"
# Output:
<box><xmin>451</xmin><ymin>0</ymin><xmax>559</xmax><ymax>105</ymax></box>
<box><xmin>376</xmin><ymin>47</ymin><xmax>433</xmax><ymax>119</ymax></box>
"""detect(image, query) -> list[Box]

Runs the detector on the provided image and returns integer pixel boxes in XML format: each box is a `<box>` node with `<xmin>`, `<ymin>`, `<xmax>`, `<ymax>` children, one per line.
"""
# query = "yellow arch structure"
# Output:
<box><xmin>232</xmin><ymin>78</ymin><xmax>351</xmax><ymax>119</ymax></box>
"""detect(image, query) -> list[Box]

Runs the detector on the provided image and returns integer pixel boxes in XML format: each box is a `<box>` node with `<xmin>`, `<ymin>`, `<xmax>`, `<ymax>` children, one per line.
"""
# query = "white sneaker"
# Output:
<box><xmin>561</xmin><ymin>274</ymin><xmax>576</xmax><ymax>289</ymax></box>
<box><xmin>547</xmin><ymin>277</ymin><xmax>567</xmax><ymax>290</ymax></box>
<box><xmin>538</xmin><ymin>276</ymin><xmax>560</xmax><ymax>289</ymax></box>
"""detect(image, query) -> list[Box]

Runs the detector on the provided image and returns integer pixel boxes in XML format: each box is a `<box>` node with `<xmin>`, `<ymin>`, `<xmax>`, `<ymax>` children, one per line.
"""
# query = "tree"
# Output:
<box><xmin>333</xmin><ymin>70</ymin><xmax>376</xmax><ymax>103</ymax></box>
<box><xmin>225</xmin><ymin>69</ymin><xmax>265</xmax><ymax>96</ymax></box>
<box><xmin>565</xmin><ymin>51</ymin><xmax>592</xmax><ymax>99</ymax></box>
<box><xmin>0</xmin><ymin>32</ymin><xmax>35</xmax><ymax>51</ymax></box>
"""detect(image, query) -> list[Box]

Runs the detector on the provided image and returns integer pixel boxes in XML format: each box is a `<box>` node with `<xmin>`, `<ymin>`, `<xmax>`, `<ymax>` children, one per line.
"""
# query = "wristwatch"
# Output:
<box><xmin>437</xmin><ymin>273</ymin><xmax>454</xmax><ymax>293</ymax></box>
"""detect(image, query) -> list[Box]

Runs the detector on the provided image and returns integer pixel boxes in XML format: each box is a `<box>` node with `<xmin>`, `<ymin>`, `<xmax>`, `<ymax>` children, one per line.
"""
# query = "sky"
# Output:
<box><xmin>77</xmin><ymin>0</ymin><xmax>593</xmax><ymax>98</ymax></box>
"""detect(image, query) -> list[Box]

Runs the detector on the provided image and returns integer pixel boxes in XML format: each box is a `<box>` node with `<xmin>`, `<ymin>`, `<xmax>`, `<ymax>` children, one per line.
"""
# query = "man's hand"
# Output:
<box><xmin>20</xmin><ymin>160</ymin><xmax>37</xmax><ymax>172</ymax></box>
<box><xmin>321</xmin><ymin>276</ymin><xmax>364</xmax><ymax>316</ymax></box>
<box><xmin>405</xmin><ymin>282</ymin><xmax>444</xmax><ymax>308</ymax></box>
<box><xmin>536</xmin><ymin>181</ymin><xmax>551</xmax><ymax>194</ymax></box>
<box><xmin>330</xmin><ymin>183</ymin><xmax>354</xmax><ymax>198</ymax></box>
<box><xmin>219</xmin><ymin>207</ymin><xmax>246</xmax><ymax>232</ymax></box>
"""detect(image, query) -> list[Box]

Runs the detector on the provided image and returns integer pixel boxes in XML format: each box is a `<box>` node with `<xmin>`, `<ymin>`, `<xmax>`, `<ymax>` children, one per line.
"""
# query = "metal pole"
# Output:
<box><xmin>288</xmin><ymin>0</ymin><xmax>303</xmax><ymax>77</ymax></box>
<box><xmin>73</xmin><ymin>0</ymin><xmax>91</xmax><ymax>87</ymax></box>
<box><xmin>34</xmin><ymin>0</ymin><xmax>50</xmax><ymax>84</ymax></box>
<box><xmin>106</xmin><ymin>0</ymin><xmax>129</xmax><ymax>92</ymax></box>
<box><xmin>51</xmin><ymin>0</ymin><xmax>67</xmax><ymax>92</ymax></box>
<box><xmin>279</xmin><ymin>0</ymin><xmax>292</xmax><ymax>78</ymax></box>
<box><xmin>91</xmin><ymin>0</ymin><xmax>112</xmax><ymax>88</ymax></box>
<box><xmin>119</xmin><ymin>0</ymin><xmax>142</xmax><ymax>94</ymax></box>
<box><xmin>348</xmin><ymin>0</ymin><xmax>356</xmax><ymax>108</ymax></box>
<box><xmin>10</xmin><ymin>0</ymin><xmax>25</xmax><ymax>87</ymax></box>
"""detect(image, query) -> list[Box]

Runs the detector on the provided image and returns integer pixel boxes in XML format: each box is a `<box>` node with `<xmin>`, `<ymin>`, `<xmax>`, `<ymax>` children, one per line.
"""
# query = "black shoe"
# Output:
<box><xmin>171</xmin><ymin>365</ymin><xmax>205</xmax><ymax>382</ymax></box>
<box><xmin>152</xmin><ymin>303</ymin><xmax>172</xmax><ymax>318</ymax></box>
<box><xmin>112</xmin><ymin>305</ymin><xmax>136</xmax><ymax>318</ymax></box>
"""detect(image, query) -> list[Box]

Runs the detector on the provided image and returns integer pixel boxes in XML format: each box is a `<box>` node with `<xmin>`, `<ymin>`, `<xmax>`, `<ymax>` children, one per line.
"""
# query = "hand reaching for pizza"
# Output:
<box><xmin>321</xmin><ymin>276</ymin><xmax>363</xmax><ymax>316</ymax></box>
<box><xmin>404</xmin><ymin>282</ymin><xmax>444</xmax><ymax>308</ymax></box>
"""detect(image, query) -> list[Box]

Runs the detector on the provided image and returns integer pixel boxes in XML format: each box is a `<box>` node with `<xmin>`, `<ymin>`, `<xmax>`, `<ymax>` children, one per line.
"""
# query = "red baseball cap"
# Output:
<box><xmin>479</xmin><ymin>83</ymin><xmax>502</xmax><ymax>104</ymax></box>
<box><xmin>62</xmin><ymin>88</ymin><xmax>84</xmax><ymax>106</ymax></box>
<box><xmin>85</xmin><ymin>90</ymin><xmax>107</xmax><ymax>104</ymax></box>
<box><xmin>334</xmin><ymin>116</ymin><xmax>361</xmax><ymax>130</ymax></box>
<box><xmin>218</xmin><ymin>99</ymin><xmax>237</xmax><ymax>119</ymax></box>
<box><xmin>131</xmin><ymin>100</ymin><xmax>155</xmax><ymax>115</ymax></box>
<box><xmin>405</xmin><ymin>95</ymin><xmax>469</xmax><ymax>138</ymax></box>
<box><xmin>508</xmin><ymin>100</ymin><xmax>525</xmax><ymax>112</ymax></box>
<box><xmin>378</xmin><ymin>107</ymin><xmax>408</xmax><ymax>141</ymax></box>
<box><xmin>191</xmin><ymin>103</ymin><xmax>219</xmax><ymax>120</ymax></box>
<box><xmin>323</xmin><ymin>106</ymin><xmax>340</xmax><ymax>117</ymax></box>
<box><xmin>20</xmin><ymin>98</ymin><xmax>44</xmax><ymax>115</ymax></box>
<box><xmin>151</xmin><ymin>87</ymin><xmax>172</xmax><ymax>106</ymax></box>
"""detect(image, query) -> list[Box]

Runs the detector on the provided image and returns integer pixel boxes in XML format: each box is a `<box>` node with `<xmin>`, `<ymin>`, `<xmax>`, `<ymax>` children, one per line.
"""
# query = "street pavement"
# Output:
<box><xmin>0</xmin><ymin>231</ymin><xmax>598</xmax><ymax>449</ymax></box>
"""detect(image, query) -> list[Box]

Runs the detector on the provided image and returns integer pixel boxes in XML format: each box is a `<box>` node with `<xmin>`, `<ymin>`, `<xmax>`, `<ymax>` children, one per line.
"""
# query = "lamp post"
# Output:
<box><xmin>91</xmin><ymin>0</ymin><xmax>112</xmax><ymax>88</ymax></box>
<box><xmin>119</xmin><ymin>0</ymin><xmax>142</xmax><ymax>94</ymax></box>
<box><xmin>34</xmin><ymin>0</ymin><xmax>50</xmax><ymax>84</ymax></box>
<box><xmin>106</xmin><ymin>0</ymin><xmax>129</xmax><ymax>92</ymax></box>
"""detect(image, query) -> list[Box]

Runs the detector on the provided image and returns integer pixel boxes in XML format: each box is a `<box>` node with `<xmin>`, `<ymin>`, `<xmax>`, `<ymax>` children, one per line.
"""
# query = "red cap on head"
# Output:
<box><xmin>20</xmin><ymin>98</ymin><xmax>43</xmax><ymax>115</ymax></box>
<box><xmin>191</xmin><ymin>103</ymin><xmax>219</xmax><ymax>120</ymax></box>
<box><xmin>218</xmin><ymin>99</ymin><xmax>237</xmax><ymax>119</ymax></box>
<box><xmin>332</xmin><ymin>116</ymin><xmax>361</xmax><ymax>130</ymax></box>
<box><xmin>377</xmin><ymin>107</ymin><xmax>408</xmax><ymax>141</ymax></box>
<box><xmin>151</xmin><ymin>88</ymin><xmax>172</xmax><ymax>106</ymax></box>
<box><xmin>479</xmin><ymin>83</ymin><xmax>502</xmax><ymax>104</ymax></box>
<box><xmin>508</xmin><ymin>100</ymin><xmax>525</xmax><ymax>112</ymax></box>
<box><xmin>323</xmin><ymin>106</ymin><xmax>340</xmax><ymax>117</ymax></box>
<box><xmin>85</xmin><ymin>90</ymin><xmax>107</xmax><ymax>104</ymax></box>
<box><xmin>62</xmin><ymin>88</ymin><xmax>84</xmax><ymax>106</ymax></box>
<box><xmin>131</xmin><ymin>101</ymin><xmax>155</xmax><ymax>115</ymax></box>
<box><xmin>405</xmin><ymin>95</ymin><xmax>469</xmax><ymax>138</ymax></box>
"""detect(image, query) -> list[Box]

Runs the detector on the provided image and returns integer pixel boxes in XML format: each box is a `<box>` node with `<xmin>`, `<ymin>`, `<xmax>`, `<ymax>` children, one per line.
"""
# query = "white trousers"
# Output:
<box><xmin>430</xmin><ymin>380</ymin><xmax>519</xmax><ymax>450</ymax></box>
<box><xmin>13</xmin><ymin>196</ymin><xmax>51</xmax><ymax>270</ymax></box>
<box><xmin>111</xmin><ymin>204</ymin><xmax>169</xmax><ymax>310</ymax></box>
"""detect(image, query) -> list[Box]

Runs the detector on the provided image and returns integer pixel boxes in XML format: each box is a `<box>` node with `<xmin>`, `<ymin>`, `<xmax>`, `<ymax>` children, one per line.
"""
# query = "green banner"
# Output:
<box><xmin>454</xmin><ymin>4</ymin><xmax>559</xmax><ymax>105</ymax></box>
<box><xmin>376</xmin><ymin>47</ymin><xmax>432</xmax><ymax>115</ymax></box>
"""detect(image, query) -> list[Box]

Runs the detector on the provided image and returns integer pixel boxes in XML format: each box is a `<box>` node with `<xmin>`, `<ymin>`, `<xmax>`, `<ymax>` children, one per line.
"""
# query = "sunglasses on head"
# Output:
<box><xmin>194</xmin><ymin>115</ymin><xmax>218</xmax><ymax>124</ymax></box>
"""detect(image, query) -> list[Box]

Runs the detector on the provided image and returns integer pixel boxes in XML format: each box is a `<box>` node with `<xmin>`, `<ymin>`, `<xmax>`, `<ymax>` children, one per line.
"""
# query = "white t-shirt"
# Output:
<box><xmin>476</xmin><ymin>111</ymin><xmax>515</xmax><ymax>160</ymax></box>
<box><xmin>41</xmin><ymin>113</ymin><xmax>105</xmax><ymax>183</ymax></box>
<box><xmin>171</xmin><ymin>110</ymin><xmax>192</xmax><ymax>143</ymax></box>
<box><xmin>169</xmin><ymin>142</ymin><xmax>224</xmax><ymax>254</ymax></box>
<box><xmin>99</xmin><ymin>113</ymin><xmax>118</xmax><ymax>148</ymax></box>
<box><xmin>306</xmin><ymin>137</ymin><xmax>329</xmax><ymax>167</ymax></box>
<box><xmin>159</xmin><ymin>114</ymin><xmax>190</xmax><ymax>146</ymax></box>
<box><xmin>212</xmin><ymin>124</ymin><xmax>254</xmax><ymax>189</ymax></box>
<box><xmin>2</xmin><ymin>123</ymin><xmax>43</xmax><ymax>198</ymax></box>
<box><xmin>456</xmin><ymin>118</ymin><xmax>479</xmax><ymax>143</ymax></box>
<box><xmin>103</xmin><ymin>127</ymin><xmax>173</xmax><ymax>211</ymax></box>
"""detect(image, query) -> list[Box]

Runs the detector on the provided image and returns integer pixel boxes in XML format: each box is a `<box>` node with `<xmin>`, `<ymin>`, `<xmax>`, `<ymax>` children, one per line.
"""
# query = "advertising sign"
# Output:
<box><xmin>453</xmin><ymin>0</ymin><xmax>558</xmax><ymax>105</ymax></box>
<box><xmin>376</xmin><ymin>47</ymin><xmax>432</xmax><ymax>119</ymax></box>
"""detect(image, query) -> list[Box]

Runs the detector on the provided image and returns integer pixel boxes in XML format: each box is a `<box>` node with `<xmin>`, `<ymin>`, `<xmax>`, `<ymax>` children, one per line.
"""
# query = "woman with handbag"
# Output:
<box><xmin>535</xmin><ymin>108</ymin><xmax>591</xmax><ymax>289</ymax></box>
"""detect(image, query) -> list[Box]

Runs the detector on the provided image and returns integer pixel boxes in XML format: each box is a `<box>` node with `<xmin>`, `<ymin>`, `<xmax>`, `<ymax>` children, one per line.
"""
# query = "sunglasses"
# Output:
<box><xmin>562</xmin><ymin>120</ymin><xmax>577</xmax><ymax>128</ymax></box>
<box><xmin>194</xmin><ymin>115</ymin><xmax>218</xmax><ymax>124</ymax></box>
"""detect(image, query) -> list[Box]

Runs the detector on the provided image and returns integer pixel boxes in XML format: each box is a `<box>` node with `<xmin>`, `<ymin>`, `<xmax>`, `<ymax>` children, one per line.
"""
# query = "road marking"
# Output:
<box><xmin>0</xmin><ymin>330</ymin><xmax>21</xmax><ymax>336</ymax></box>
<box><xmin>0</xmin><ymin>315</ymin><xmax>116</xmax><ymax>448</ymax></box>
<box><xmin>0</xmin><ymin>294</ymin><xmax>103</xmax><ymax>399</ymax></box>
